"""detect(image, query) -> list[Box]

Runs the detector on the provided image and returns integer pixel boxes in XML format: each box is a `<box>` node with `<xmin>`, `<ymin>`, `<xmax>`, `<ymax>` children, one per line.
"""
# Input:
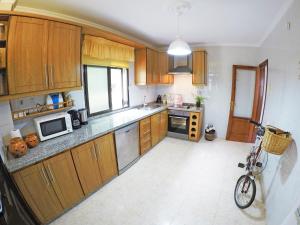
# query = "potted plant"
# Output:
<box><xmin>195</xmin><ymin>95</ymin><xmax>205</xmax><ymax>107</ymax></box>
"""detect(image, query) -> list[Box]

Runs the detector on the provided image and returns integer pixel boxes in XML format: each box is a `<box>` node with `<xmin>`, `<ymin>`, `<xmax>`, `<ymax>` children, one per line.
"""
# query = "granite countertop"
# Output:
<box><xmin>3</xmin><ymin>105</ymin><xmax>168</xmax><ymax>173</ymax></box>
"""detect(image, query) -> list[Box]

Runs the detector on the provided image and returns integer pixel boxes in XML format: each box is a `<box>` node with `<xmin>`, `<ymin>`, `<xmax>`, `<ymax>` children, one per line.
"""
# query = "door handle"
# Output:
<box><xmin>44</xmin><ymin>64</ymin><xmax>48</xmax><ymax>87</ymax></box>
<box><xmin>40</xmin><ymin>167</ymin><xmax>50</xmax><ymax>186</ymax></box>
<box><xmin>50</xmin><ymin>65</ymin><xmax>54</xmax><ymax>87</ymax></box>
<box><xmin>47</xmin><ymin>165</ymin><xmax>55</xmax><ymax>184</ymax></box>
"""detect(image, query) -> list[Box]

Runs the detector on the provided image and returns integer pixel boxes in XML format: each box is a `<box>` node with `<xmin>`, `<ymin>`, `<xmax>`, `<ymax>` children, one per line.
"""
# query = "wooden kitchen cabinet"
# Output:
<box><xmin>7</xmin><ymin>16</ymin><xmax>82</xmax><ymax>95</ymax></box>
<box><xmin>139</xmin><ymin>117</ymin><xmax>152</xmax><ymax>155</ymax></box>
<box><xmin>135</xmin><ymin>48</ymin><xmax>172</xmax><ymax>85</ymax></box>
<box><xmin>151</xmin><ymin>113</ymin><xmax>161</xmax><ymax>146</ymax></box>
<box><xmin>8</xmin><ymin>16</ymin><xmax>49</xmax><ymax>94</ymax></box>
<box><xmin>94</xmin><ymin>133</ymin><xmax>118</xmax><ymax>184</ymax></box>
<box><xmin>47</xmin><ymin>22</ymin><xmax>81</xmax><ymax>89</ymax></box>
<box><xmin>43</xmin><ymin>151</ymin><xmax>84</xmax><ymax>209</ymax></box>
<box><xmin>71</xmin><ymin>142</ymin><xmax>103</xmax><ymax>195</ymax></box>
<box><xmin>189</xmin><ymin>111</ymin><xmax>203</xmax><ymax>142</ymax></box>
<box><xmin>13</xmin><ymin>162</ymin><xmax>63</xmax><ymax>224</ymax></box>
<box><xmin>159</xmin><ymin>52</ymin><xmax>174</xmax><ymax>84</ymax></box>
<box><xmin>160</xmin><ymin>110</ymin><xmax>168</xmax><ymax>139</ymax></box>
<box><xmin>192</xmin><ymin>51</ymin><xmax>207</xmax><ymax>85</ymax></box>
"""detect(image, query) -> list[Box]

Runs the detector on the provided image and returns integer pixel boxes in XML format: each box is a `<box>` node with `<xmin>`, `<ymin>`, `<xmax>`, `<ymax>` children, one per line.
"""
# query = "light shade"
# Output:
<box><xmin>167</xmin><ymin>38</ymin><xmax>191</xmax><ymax>56</ymax></box>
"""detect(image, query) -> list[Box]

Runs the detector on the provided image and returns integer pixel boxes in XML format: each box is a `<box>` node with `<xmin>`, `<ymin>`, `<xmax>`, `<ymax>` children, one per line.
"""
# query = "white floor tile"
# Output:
<box><xmin>50</xmin><ymin>138</ymin><xmax>266</xmax><ymax>225</ymax></box>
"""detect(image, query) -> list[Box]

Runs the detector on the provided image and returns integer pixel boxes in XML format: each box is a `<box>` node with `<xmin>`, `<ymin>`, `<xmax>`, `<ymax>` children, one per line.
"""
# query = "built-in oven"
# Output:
<box><xmin>168</xmin><ymin>110</ymin><xmax>190</xmax><ymax>140</ymax></box>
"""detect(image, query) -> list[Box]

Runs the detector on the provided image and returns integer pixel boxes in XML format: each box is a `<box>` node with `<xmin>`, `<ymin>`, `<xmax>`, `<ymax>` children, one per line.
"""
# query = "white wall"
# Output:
<box><xmin>156</xmin><ymin>46</ymin><xmax>259</xmax><ymax>138</ymax></box>
<box><xmin>258</xmin><ymin>1</ymin><xmax>300</xmax><ymax>225</ymax></box>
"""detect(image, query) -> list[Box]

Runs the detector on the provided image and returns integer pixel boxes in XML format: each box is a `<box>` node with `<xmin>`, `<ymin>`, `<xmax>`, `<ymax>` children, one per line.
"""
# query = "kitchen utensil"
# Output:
<box><xmin>78</xmin><ymin>108</ymin><xmax>88</xmax><ymax>125</ymax></box>
<box><xmin>24</xmin><ymin>133</ymin><xmax>39</xmax><ymax>148</ymax></box>
<box><xmin>9</xmin><ymin>137</ymin><xmax>28</xmax><ymax>157</ymax></box>
<box><xmin>67</xmin><ymin>110</ymin><xmax>82</xmax><ymax>129</ymax></box>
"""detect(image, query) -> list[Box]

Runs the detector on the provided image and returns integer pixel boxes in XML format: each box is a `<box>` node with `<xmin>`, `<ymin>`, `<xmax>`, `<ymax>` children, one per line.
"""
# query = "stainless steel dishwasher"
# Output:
<box><xmin>115</xmin><ymin>122</ymin><xmax>140</xmax><ymax>174</ymax></box>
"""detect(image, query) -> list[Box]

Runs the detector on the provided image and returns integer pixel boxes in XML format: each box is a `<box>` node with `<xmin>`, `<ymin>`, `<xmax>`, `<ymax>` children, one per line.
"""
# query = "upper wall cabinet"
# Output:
<box><xmin>8</xmin><ymin>16</ymin><xmax>82</xmax><ymax>95</ymax></box>
<box><xmin>135</xmin><ymin>48</ymin><xmax>173</xmax><ymax>85</ymax></box>
<box><xmin>192</xmin><ymin>51</ymin><xmax>207</xmax><ymax>85</ymax></box>
<box><xmin>47</xmin><ymin>22</ymin><xmax>81</xmax><ymax>89</ymax></box>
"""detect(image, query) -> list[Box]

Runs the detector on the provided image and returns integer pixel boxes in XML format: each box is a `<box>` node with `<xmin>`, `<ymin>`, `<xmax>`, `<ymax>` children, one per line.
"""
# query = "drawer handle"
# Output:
<box><xmin>40</xmin><ymin>167</ymin><xmax>50</xmax><ymax>186</ymax></box>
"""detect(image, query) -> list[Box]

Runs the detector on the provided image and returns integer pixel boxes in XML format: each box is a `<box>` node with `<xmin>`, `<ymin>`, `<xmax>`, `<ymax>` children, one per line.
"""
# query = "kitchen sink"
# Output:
<box><xmin>137</xmin><ymin>105</ymin><xmax>161</xmax><ymax>110</ymax></box>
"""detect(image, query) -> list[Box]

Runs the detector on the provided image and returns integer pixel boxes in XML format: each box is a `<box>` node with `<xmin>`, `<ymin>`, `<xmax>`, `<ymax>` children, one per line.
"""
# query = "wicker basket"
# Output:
<box><xmin>205</xmin><ymin>132</ymin><xmax>216</xmax><ymax>141</ymax></box>
<box><xmin>262</xmin><ymin>126</ymin><xmax>292</xmax><ymax>155</ymax></box>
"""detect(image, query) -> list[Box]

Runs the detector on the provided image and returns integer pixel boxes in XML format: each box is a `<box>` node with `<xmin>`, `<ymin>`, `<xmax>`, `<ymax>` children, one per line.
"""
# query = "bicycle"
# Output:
<box><xmin>234</xmin><ymin>120</ymin><xmax>267</xmax><ymax>209</ymax></box>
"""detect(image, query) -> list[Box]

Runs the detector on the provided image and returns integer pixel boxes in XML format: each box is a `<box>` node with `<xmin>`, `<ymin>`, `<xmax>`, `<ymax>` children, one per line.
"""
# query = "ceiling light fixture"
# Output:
<box><xmin>167</xmin><ymin>0</ymin><xmax>191</xmax><ymax>56</ymax></box>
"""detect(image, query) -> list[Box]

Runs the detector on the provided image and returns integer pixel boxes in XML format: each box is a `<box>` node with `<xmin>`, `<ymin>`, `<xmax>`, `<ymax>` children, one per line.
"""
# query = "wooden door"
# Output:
<box><xmin>13</xmin><ymin>163</ymin><xmax>63</xmax><ymax>224</ymax></box>
<box><xmin>192</xmin><ymin>51</ymin><xmax>207</xmax><ymax>85</ymax></box>
<box><xmin>146</xmin><ymin>48</ymin><xmax>154</xmax><ymax>84</ymax></box>
<box><xmin>160</xmin><ymin>110</ymin><xmax>168</xmax><ymax>139</ymax></box>
<box><xmin>43</xmin><ymin>151</ymin><xmax>84</xmax><ymax>209</ymax></box>
<box><xmin>226</xmin><ymin>62</ymin><xmax>268</xmax><ymax>143</ymax></box>
<box><xmin>94</xmin><ymin>133</ymin><xmax>118</xmax><ymax>183</ymax></box>
<box><xmin>8</xmin><ymin>16</ymin><xmax>49</xmax><ymax>94</ymax></box>
<box><xmin>159</xmin><ymin>52</ymin><xmax>173</xmax><ymax>84</ymax></box>
<box><xmin>152</xmin><ymin>50</ymin><xmax>160</xmax><ymax>84</ymax></box>
<box><xmin>151</xmin><ymin>113</ymin><xmax>161</xmax><ymax>146</ymax></box>
<box><xmin>134</xmin><ymin>48</ymin><xmax>147</xmax><ymax>85</ymax></box>
<box><xmin>71</xmin><ymin>142</ymin><xmax>103</xmax><ymax>195</ymax></box>
<box><xmin>48</xmin><ymin>22</ymin><xmax>81</xmax><ymax>89</ymax></box>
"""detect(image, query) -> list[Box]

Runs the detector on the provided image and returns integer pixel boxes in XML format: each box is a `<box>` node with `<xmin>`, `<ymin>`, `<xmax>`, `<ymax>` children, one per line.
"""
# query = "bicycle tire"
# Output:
<box><xmin>234</xmin><ymin>175</ymin><xmax>256</xmax><ymax>209</ymax></box>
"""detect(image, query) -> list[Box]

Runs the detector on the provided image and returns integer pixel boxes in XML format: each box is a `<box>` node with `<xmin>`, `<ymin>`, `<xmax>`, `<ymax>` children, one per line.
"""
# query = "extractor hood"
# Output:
<box><xmin>168</xmin><ymin>54</ymin><xmax>192</xmax><ymax>74</ymax></box>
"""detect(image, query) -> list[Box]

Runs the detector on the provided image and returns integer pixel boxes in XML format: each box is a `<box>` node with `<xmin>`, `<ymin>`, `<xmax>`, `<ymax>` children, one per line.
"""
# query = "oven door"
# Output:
<box><xmin>168</xmin><ymin>115</ymin><xmax>189</xmax><ymax>134</ymax></box>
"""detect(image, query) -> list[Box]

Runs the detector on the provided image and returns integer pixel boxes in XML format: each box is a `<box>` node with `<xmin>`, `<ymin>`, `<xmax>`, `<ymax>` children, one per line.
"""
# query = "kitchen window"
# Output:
<box><xmin>84</xmin><ymin>65</ymin><xmax>129</xmax><ymax>116</ymax></box>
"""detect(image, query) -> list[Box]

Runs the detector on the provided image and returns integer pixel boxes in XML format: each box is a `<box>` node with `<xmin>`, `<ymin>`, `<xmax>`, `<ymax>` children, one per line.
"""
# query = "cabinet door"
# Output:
<box><xmin>13</xmin><ymin>162</ymin><xmax>63</xmax><ymax>224</ymax></box>
<box><xmin>151</xmin><ymin>113</ymin><xmax>161</xmax><ymax>146</ymax></box>
<box><xmin>43</xmin><ymin>151</ymin><xmax>84</xmax><ymax>209</ymax></box>
<box><xmin>94</xmin><ymin>133</ymin><xmax>118</xmax><ymax>183</ymax></box>
<box><xmin>72</xmin><ymin>142</ymin><xmax>103</xmax><ymax>195</ymax></box>
<box><xmin>159</xmin><ymin>52</ymin><xmax>173</xmax><ymax>84</ymax></box>
<box><xmin>192</xmin><ymin>51</ymin><xmax>207</xmax><ymax>85</ymax></box>
<box><xmin>146</xmin><ymin>48</ymin><xmax>154</xmax><ymax>84</ymax></box>
<box><xmin>8</xmin><ymin>16</ymin><xmax>49</xmax><ymax>94</ymax></box>
<box><xmin>160</xmin><ymin>110</ymin><xmax>168</xmax><ymax>139</ymax></box>
<box><xmin>134</xmin><ymin>48</ymin><xmax>147</xmax><ymax>85</ymax></box>
<box><xmin>48</xmin><ymin>22</ymin><xmax>81</xmax><ymax>89</ymax></box>
<box><xmin>152</xmin><ymin>50</ymin><xmax>160</xmax><ymax>84</ymax></box>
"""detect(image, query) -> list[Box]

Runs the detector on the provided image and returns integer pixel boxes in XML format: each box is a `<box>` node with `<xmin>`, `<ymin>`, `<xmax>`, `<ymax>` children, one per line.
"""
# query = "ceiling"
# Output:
<box><xmin>16</xmin><ymin>0</ymin><xmax>291</xmax><ymax>47</ymax></box>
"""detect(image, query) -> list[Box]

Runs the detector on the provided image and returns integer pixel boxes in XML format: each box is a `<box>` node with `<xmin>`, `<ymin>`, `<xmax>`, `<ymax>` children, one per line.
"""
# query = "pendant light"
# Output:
<box><xmin>167</xmin><ymin>0</ymin><xmax>191</xmax><ymax>56</ymax></box>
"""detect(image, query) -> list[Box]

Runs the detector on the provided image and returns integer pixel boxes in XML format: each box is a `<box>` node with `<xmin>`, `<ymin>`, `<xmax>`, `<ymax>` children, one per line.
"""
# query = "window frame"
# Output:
<box><xmin>83</xmin><ymin>65</ymin><xmax>130</xmax><ymax>117</ymax></box>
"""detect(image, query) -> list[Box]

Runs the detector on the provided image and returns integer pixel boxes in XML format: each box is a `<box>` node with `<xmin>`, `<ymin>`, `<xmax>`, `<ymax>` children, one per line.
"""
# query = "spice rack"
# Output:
<box><xmin>12</xmin><ymin>100</ymin><xmax>74</xmax><ymax>121</ymax></box>
<box><xmin>0</xmin><ymin>15</ymin><xmax>8</xmax><ymax>96</ymax></box>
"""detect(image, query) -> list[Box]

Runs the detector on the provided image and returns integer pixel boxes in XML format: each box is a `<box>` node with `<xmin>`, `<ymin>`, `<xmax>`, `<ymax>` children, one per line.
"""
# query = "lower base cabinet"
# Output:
<box><xmin>189</xmin><ymin>112</ymin><xmax>203</xmax><ymax>141</ymax></box>
<box><xmin>71</xmin><ymin>142</ymin><xmax>103</xmax><ymax>195</ymax></box>
<box><xmin>13</xmin><ymin>151</ymin><xmax>83</xmax><ymax>224</ymax></box>
<box><xmin>151</xmin><ymin>113</ymin><xmax>161</xmax><ymax>146</ymax></box>
<box><xmin>71</xmin><ymin>133</ymin><xmax>118</xmax><ymax>196</ymax></box>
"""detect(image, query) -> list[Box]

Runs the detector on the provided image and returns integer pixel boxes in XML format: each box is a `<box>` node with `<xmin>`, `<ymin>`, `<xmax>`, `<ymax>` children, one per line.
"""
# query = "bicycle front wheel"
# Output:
<box><xmin>234</xmin><ymin>175</ymin><xmax>256</xmax><ymax>209</ymax></box>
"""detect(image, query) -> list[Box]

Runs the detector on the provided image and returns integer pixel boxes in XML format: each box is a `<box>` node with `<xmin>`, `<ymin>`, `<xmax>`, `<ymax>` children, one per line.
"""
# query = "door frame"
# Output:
<box><xmin>226</xmin><ymin>61</ymin><xmax>268</xmax><ymax>143</ymax></box>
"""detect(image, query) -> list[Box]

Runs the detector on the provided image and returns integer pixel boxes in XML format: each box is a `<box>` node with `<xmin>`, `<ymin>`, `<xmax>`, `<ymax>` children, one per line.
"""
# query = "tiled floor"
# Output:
<box><xmin>50</xmin><ymin>138</ymin><xmax>266</xmax><ymax>225</ymax></box>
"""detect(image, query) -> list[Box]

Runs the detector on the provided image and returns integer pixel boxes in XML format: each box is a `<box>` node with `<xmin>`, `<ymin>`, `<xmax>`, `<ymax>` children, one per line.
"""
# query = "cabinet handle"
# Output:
<box><xmin>47</xmin><ymin>165</ymin><xmax>55</xmax><ymax>184</ymax></box>
<box><xmin>40</xmin><ymin>167</ymin><xmax>50</xmax><ymax>186</ymax></box>
<box><xmin>95</xmin><ymin>144</ymin><xmax>100</xmax><ymax>159</ymax></box>
<box><xmin>44</xmin><ymin>64</ymin><xmax>48</xmax><ymax>87</ymax></box>
<box><xmin>90</xmin><ymin>145</ymin><xmax>97</xmax><ymax>160</ymax></box>
<box><xmin>50</xmin><ymin>65</ymin><xmax>54</xmax><ymax>87</ymax></box>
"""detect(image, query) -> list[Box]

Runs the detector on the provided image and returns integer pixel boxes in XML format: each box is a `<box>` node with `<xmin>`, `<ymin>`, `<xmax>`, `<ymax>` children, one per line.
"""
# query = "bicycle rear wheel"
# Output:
<box><xmin>234</xmin><ymin>175</ymin><xmax>256</xmax><ymax>209</ymax></box>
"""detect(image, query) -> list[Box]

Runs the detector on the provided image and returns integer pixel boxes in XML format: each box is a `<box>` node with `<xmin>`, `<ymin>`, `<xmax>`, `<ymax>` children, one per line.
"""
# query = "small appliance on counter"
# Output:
<box><xmin>34</xmin><ymin>112</ymin><xmax>73</xmax><ymax>141</ymax></box>
<box><xmin>67</xmin><ymin>110</ymin><xmax>82</xmax><ymax>129</ymax></box>
<box><xmin>78</xmin><ymin>108</ymin><xmax>88</xmax><ymax>125</ymax></box>
<box><xmin>156</xmin><ymin>95</ymin><xmax>162</xmax><ymax>104</ymax></box>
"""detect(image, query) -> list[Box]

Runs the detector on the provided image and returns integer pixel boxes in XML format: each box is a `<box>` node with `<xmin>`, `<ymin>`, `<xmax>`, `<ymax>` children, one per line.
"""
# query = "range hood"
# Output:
<box><xmin>168</xmin><ymin>54</ymin><xmax>192</xmax><ymax>74</ymax></box>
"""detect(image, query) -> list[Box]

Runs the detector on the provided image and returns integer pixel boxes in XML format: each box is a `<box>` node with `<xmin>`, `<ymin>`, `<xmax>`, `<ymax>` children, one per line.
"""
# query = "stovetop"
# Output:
<box><xmin>168</xmin><ymin>103</ymin><xmax>200</xmax><ymax>111</ymax></box>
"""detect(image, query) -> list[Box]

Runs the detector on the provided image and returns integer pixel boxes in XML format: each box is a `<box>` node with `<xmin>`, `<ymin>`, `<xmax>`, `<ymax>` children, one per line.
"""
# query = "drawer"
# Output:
<box><xmin>140</xmin><ymin>133</ymin><xmax>151</xmax><ymax>143</ymax></box>
<box><xmin>140</xmin><ymin>118</ymin><xmax>151</xmax><ymax>135</ymax></box>
<box><xmin>140</xmin><ymin>139</ymin><xmax>151</xmax><ymax>155</ymax></box>
<box><xmin>140</xmin><ymin>117</ymin><xmax>150</xmax><ymax>126</ymax></box>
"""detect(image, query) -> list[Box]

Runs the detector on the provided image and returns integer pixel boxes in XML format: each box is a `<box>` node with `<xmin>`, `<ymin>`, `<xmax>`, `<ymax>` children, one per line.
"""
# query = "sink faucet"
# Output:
<box><xmin>143</xmin><ymin>96</ymin><xmax>147</xmax><ymax>107</ymax></box>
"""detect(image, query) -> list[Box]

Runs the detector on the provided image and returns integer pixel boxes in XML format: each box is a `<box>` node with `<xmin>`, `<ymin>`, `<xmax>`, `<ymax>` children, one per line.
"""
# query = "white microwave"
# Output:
<box><xmin>34</xmin><ymin>112</ymin><xmax>73</xmax><ymax>141</ymax></box>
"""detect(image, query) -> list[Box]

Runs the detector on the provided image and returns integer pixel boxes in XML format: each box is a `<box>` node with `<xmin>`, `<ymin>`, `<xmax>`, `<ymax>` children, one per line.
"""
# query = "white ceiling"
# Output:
<box><xmin>16</xmin><ymin>0</ymin><xmax>291</xmax><ymax>47</ymax></box>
